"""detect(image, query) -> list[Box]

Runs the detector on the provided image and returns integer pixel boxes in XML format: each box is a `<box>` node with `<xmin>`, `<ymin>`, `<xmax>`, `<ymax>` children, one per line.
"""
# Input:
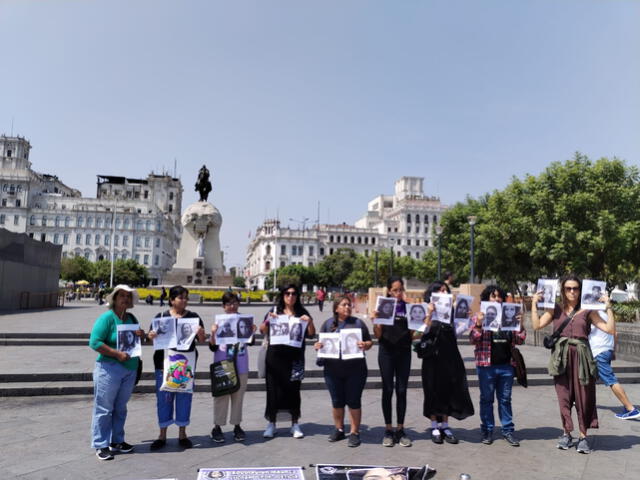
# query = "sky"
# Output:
<box><xmin>1</xmin><ymin>0</ymin><xmax>638</xmax><ymax>270</ymax></box>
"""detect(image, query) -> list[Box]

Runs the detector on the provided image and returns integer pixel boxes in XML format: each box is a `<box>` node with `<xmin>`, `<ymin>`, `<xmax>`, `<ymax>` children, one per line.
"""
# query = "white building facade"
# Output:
<box><xmin>245</xmin><ymin>177</ymin><xmax>448</xmax><ymax>290</ymax></box>
<box><xmin>0</xmin><ymin>134</ymin><xmax>183</xmax><ymax>284</ymax></box>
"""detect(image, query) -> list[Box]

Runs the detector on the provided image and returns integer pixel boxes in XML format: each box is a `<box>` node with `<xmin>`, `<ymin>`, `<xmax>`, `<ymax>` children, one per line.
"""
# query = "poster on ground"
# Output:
<box><xmin>315</xmin><ymin>464</ymin><xmax>436</xmax><ymax>480</ymax></box>
<box><xmin>198</xmin><ymin>466</ymin><xmax>305</xmax><ymax>480</ymax></box>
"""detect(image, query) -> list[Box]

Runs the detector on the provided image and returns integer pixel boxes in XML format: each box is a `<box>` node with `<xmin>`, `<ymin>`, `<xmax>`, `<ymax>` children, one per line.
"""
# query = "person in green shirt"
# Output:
<box><xmin>89</xmin><ymin>284</ymin><xmax>145</xmax><ymax>461</ymax></box>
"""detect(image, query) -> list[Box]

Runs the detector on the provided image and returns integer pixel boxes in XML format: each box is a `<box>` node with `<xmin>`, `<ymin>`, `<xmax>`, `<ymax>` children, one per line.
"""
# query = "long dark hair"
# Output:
<box><xmin>423</xmin><ymin>280</ymin><xmax>449</xmax><ymax>303</ymax></box>
<box><xmin>560</xmin><ymin>273</ymin><xmax>582</xmax><ymax>306</ymax></box>
<box><xmin>276</xmin><ymin>283</ymin><xmax>309</xmax><ymax>317</ymax></box>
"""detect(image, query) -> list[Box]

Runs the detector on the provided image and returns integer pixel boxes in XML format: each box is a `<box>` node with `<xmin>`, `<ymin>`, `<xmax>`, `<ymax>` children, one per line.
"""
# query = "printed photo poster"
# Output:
<box><xmin>581</xmin><ymin>279</ymin><xmax>607</xmax><ymax>310</ymax></box>
<box><xmin>236</xmin><ymin>314</ymin><xmax>254</xmax><ymax>342</ymax></box>
<box><xmin>340</xmin><ymin>328</ymin><xmax>364</xmax><ymax>359</ymax></box>
<box><xmin>315</xmin><ymin>464</ymin><xmax>436</xmax><ymax>480</ymax></box>
<box><xmin>269</xmin><ymin>315</ymin><xmax>291</xmax><ymax>345</ymax></box>
<box><xmin>151</xmin><ymin>316</ymin><xmax>177</xmax><ymax>350</ymax></box>
<box><xmin>481</xmin><ymin>301</ymin><xmax>502</xmax><ymax>331</ymax></box>
<box><xmin>215</xmin><ymin>314</ymin><xmax>238</xmax><ymax>345</ymax></box>
<box><xmin>501</xmin><ymin>303</ymin><xmax>522</xmax><ymax>331</ymax></box>
<box><xmin>160</xmin><ymin>349</ymin><xmax>196</xmax><ymax>393</ymax></box>
<box><xmin>431</xmin><ymin>293</ymin><xmax>453</xmax><ymax>324</ymax></box>
<box><xmin>407</xmin><ymin>303</ymin><xmax>428</xmax><ymax>332</ymax></box>
<box><xmin>374</xmin><ymin>296</ymin><xmax>397</xmax><ymax>325</ymax></box>
<box><xmin>198</xmin><ymin>467</ymin><xmax>305</xmax><ymax>480</ymax></box>
<box><xmin>454</xmin><ymin>295</ymin><xmax>474</xmax><ymax>322</ymax></box>
<box><xmin>175</xmin><ymin>317</ymin><xmax>199</xmax><ymax>350</ymax></box>
<box><xmin>318</xmin><ymin>332</ymin><xmax>340</xmax><ymax>359</ymax></box>
<box><xmin>536</xmin><ymin>278</ymin><xmax>558</xmax><ymax>309</ymax></box>
<box><xmin>288</xmin><ymin>317</ymin><xmax>308</xmax><ymax>348</ymax></box>
<box><xmin>116</xmin><ymin>324</ymin><xmax>142</xmax><ymax>357</ymax></box>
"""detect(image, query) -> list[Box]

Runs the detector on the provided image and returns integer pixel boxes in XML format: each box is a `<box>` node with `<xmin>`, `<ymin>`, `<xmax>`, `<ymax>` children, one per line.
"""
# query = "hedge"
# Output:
<box><xmin>137</xmin><ymin>288</ymin><xmax>267</xmax><ymax>302</ymax></box>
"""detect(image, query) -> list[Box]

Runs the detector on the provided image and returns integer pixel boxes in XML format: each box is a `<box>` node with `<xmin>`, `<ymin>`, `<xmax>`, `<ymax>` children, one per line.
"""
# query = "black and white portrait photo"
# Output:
<box><xmin>116</xmin><ymin>324</ymin><xmax>141</xmax><ymax>357</ymax></box>
<box><xmin>340</xmin><ymin>328</ymin><xmax>363</xmax><ymax>359</ymax></box>
<box><xmin>454</xmin><ymin>295</ymin><xmax>473</xmax><ymax>321</ymax></box>
<box><xmin>236</xmin><ymin>315</ymin><xmax>254</xmax><ymax>341</ymax></box>
<box><xmin>481</xmin><ymin>301</ymin><xmax>502</xmax><ymax>332</ymax></box>
<box><xmin>176</xmin><ymin>317</ymin><xmax>199</xmax><ymax>349</ymax></box>
<box><xmin>318</xmin><ymin>332</ymin><xmax>340</xmax><ymax>359</ymax></box>
<box><xmin>215</xmin><ymin>314</ymin><xmax>238</xmax><ymax>345</ymax></box>
<box><xmin>536</xmin><ymin>278</ymin><xmax>558</xmax><ymax>309</ymax></box>
<box><xmin>151</xmin><ymin>316</ymin><xmax>176</xmax><ymax>350</ymax></box>
<box><xmin>374</xmin><ymin>296</ymin><xmax>397</xmax><ymax>325</ymax></box>
<box><xmin>288</xmin><ymin>319</ymin><xmax>307</xmax><ymax>348</ymax></box>
<box><xmin>408</xmin><ymin>303</ymin><xmax>428</xmax><ymax>331</ymax></box>
<box><xmin>269</xmin><ymin>315</ymin><xmax>291</xmax><ymax>346</ymax></box>
<box><xmin>581</xmin><ymin>279</ymin><xmax>607</xmax><ymax>310</ymax></box>
<box><xmin>501</xmin><ymin>303</ymin><xmax>521</xmax><ymax>331</ymax></box>
<box><xmin>431</xmin><ymin>293</ymin><xmax>453</xmax><ymax>323</ymax></box>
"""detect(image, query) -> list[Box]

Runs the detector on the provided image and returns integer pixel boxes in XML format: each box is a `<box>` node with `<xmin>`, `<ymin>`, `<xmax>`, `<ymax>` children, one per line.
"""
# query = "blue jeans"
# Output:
<box><xmin>595</xmin><ymin>350</ymin><xmax>618</xmax><ymax>387</ymax></box>
<box><xmin>477</xmin><ymin>364</ymin><xmax>514</xmax><ymax>434</ymax></box>
<box><xmin>155</xmin><ymin>370</ymin><xmax>193</xmax><ymax>427</ymax></box>
<box><xmin>91</xmin><ymin>360</ymin><xmax>137</xmax><ymax>448</ymax></box>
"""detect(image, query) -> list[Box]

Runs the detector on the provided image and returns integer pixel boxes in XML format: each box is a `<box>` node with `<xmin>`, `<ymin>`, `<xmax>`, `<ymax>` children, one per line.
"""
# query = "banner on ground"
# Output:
<box><xmin>198</xmin><ymin>467</ymin><xmax>305</xmax><ymax>479</ymax></box>
<box><xmin>314</xmin><ymin>464</ymin><xmax>436</xmax><ymax>480</ymax></box>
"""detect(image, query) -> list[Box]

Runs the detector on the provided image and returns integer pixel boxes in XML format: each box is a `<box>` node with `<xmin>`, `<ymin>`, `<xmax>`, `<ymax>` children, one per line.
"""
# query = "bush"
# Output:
<box><xmin>612</xmin><ymin>301</ymin><xmax>640</xmax><ymax>323</ymax></box>
<box><xmin>136</xmin><ymin>288</ymin><xmax>267</xmax><ymax>302</ymax></box>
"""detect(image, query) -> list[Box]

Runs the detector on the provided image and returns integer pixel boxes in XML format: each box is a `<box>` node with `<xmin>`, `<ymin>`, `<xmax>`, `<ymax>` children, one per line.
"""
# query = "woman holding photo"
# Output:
<box><xmin>421</xmin><ymin>281</ymin><xmax>474</xmax><ymax>445</ymax></box>
<box><xmin>259</xmin><ymin>284</ymin><xmax>315</xmax><ymax>439</ymax></box>
<box><xmin>532</xmin><ymin>274</ymin><xmax>615</xmax><ymax>454</ymax></box>
<box><xmin>373</xmin><ymin>276</ymin><xmax>413</xmax><ymax>447</ymax></box>
<box><xmin>147</xmin><ymin>285</ymin><xmax>205</xmax><ymax>451</ymax></box>
<box><xmin>89</xmin><ymin>284</ymin><xmax>145</xmax><ymax>461</ymax></box>
<box><xmin>470</xmin><ymin>285</ymin><xmax>526</xmax><ymax>447</ymax></box>
<box><xmin>314</xmin><ymin>295</ymin><xmax>373</xmax><ymax>447</ymax></box>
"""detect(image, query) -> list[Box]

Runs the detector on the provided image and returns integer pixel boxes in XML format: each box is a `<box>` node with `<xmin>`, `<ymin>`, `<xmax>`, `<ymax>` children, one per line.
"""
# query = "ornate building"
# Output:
<box><xmin>245</xmin><ymin>176</ymin><xmax>448</xmax><ymax>290</ymax></box>
<box><xmin>0</xmin><ymin>134</ymin><xmax>182</xmax><ymax>284</ymax></box>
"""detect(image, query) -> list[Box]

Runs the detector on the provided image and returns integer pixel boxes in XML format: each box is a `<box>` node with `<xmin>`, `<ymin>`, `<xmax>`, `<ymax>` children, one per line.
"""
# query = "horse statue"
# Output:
<box><xmin>195</xmin><ymin>165</ymin><xmax>212</xmax><ymax>202</ymax></box>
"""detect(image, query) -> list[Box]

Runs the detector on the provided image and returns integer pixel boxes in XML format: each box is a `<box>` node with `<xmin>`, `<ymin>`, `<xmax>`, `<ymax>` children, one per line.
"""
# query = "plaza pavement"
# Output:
<box><xmin>1</xmin><ymin>302</ymin><xmax>640</xmax><ymax>479</ymax></box>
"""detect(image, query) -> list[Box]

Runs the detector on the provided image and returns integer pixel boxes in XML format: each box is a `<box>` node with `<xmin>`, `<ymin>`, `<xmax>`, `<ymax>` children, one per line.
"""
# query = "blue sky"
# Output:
<box><xmin>1</xmin><ymin>0</ymin><xmax>638</xmax><ymax>269</ymax></box>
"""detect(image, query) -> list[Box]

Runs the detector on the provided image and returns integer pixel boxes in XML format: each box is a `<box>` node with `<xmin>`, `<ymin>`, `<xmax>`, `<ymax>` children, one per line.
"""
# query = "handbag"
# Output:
<box><xmin>210</xmin><ymin>344</ymin><xmax>240</xmax><ymax>397</ymax></box>
<box><xmin>414</xmin><ymin>328</ymin><xmax>439</xmax><ymax>359</ymax></box>
<box><xmin>510</xmin><ymin>345</ymin><xmax>527</xmax><ymax>388</ymax></box>
<box><xmin>257</xmin><ymin>338</ymin><xmax>268</xmax><ymax>379</ymax></box>
<box><xmin>543</xmin><ymin>307</ymin><xmax>578</xmax><ymax>350</ymax></box>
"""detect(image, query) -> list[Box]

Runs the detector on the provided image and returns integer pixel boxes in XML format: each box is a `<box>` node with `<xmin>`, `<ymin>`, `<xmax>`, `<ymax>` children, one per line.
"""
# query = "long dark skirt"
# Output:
<box><xmin>421</xmin><ymin>324</ymin><xmax>474</xmax><ymax>420</ymax></box>
<box><xmin>265</xmin><ymin>344</ymin><xmax>302</xmax><ymax>422</ymax></box>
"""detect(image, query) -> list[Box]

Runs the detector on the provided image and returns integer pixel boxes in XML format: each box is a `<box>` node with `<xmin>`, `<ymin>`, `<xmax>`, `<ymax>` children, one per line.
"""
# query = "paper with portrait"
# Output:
<box><xmin>116</xmin><ymin>324</ymin><xmax>142</xmax><ymax>357</ymax></box>
<box><xmin>176</xmin><ymin>317</ymin><xmax>199</xmax><ymax>350</ymax></box>
<box><xmin>431</xmin><ymin>293</ymin><xmax>453</xmax><ymax>324</ymax></box>
<box><xmin>481</xmin><ymin>301</ymin><xmax>502</xmax><ymax>331</ymax></box>
<box><xmin>407</xmin><ymin>303</ymin><xmax>428</xmax><ymax>332</ymax></box>
<box><xmin>500</xmin><ymin>303</ymin><xmax>521</xmax><ymax>331</ymax></box>
<box><xmin>288</xmin><ymin>317</ymin><xmax>307</xmax><ymax>348</ymax></box>
<box><xmin>215</xmin><ymin>314</ymin><xmax>238</xmax><ymax>345</ymax></box>
<box><xmin>269</xmin><ymin>315</ymin><xmax>291</xmax><ymax>345</ymax></box>
<box><xmin>198</xmin><ymin>467</ymin><xmax>304</xmax><ymax>480</ymax></box>
<box><xmin>160</xmin><ymin>349</ymin><xmax>196</xmax><ymax>393</ymax></box>
<box><xmin>581</xmin><ymin>279</ymin><xmax>607</xmax><ymax>310</ymax></box>
<box><xmin>374</xmin><ymin>296</ymin><xmax>396</xmax><ymax>325</ymax></box>
<box><xmin>536</xmin><ymin>278</ymin><xmax>558</xmax><ymax>309</ymax></box>
<box><xmin>236</xmin><ymin>314</ymin><xmax>255</xmax><ymax>343</ymax></box>
<box><xmin>314</xmin><ymin>463</ymin><xmax>435</xmax><ymax>480</ymax></box>
<box><xmin>340</xmin><ymin>328</ymin><xmax>364</xmax><ymax>360</ymax></box>
<box><xmin>453</xmin><ymin>295</ymin><xmax>473</xmax><ymax>322</ymax></box>
<box><xmin>318</xmin><ymin>332</ymin><xmax>340</xmax><ymax>359</ymax></box>
<box><xmin>152</xmin><ymin>316</ymin><xmax>177</xmax><ymax>350</ymax></box>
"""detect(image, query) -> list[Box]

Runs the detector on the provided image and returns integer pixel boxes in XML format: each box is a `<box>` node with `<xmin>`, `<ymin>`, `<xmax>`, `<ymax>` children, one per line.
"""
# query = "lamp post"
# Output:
<box><xmin>109</xmin><ymin>196</ymin><xmax>118</xmax><ymax>288</ymax></box>
<box><xmin>435</xmin><ymin>224</ymin><xmax>443</xmax><ymax>280</ymax></box>
<box><xmin>467</xmin><ymin>216</ymin><xmax>477</xmax><ymax>284</ymax></box>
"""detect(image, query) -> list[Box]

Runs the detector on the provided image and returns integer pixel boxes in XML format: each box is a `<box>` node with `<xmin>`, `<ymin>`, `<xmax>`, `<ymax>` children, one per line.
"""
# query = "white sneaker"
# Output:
<box><xmin>291</xmin><ymin>423</ymin><xmax>304</xmax><ymax>439</ymax></box>
<box><xmin>263</xmin><ymin>423</ymin><xmax>276</xmax><ymax>438</ymax></box>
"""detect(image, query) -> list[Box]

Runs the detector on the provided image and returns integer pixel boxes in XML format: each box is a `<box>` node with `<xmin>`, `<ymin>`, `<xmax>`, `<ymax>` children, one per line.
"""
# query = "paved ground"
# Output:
<box><xmin>1</xmin><ymin>302</ymin><xmax>640</xmax><ymax>480</ymax></box>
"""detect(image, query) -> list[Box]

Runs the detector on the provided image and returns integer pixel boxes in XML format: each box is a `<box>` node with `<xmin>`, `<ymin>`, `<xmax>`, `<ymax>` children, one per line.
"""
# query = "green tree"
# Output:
<box><xmin>315</xmin><ymin>249</ymin><xmax>358</xmax><ymax>288</ymax></box>
<box><xmin>60</xmin><ymin>256</ymin><xmax>94</xmax><ymax>282</ymax></box>
<box><xmin>233</xmin><ymin>276</ymin><xmax>246</xmax><ymax>288</ymax></box>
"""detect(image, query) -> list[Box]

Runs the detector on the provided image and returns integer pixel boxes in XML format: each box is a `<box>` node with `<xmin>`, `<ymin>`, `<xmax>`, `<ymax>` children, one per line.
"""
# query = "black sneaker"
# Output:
<box><xmin>233</xmin><ymin>425</ymin><xmax>246</xmax><ymax>442</ymax></box>
<box><xmin>211</xmin><ymin>426</ymin><xmax>225</xmax><ymax>443</ymax></box>
<box><xmin>96</xmin><ymin>447</ymin><xmax>114</xmax><ymax>461</ymax></box>
<box><xmin>348</xmin><ymin>433</ymin><xmax>361</xmax><ymax>447</ymax></box>
<box><xmin>481</xmin><ymin>431</ymin><xmax>493</xmax><ymax>445</ymax></box>
<box><xmin>503</xmin><ymin>432</ymin><xmax>520</xmax><ymax>447</ymax></box>
<box><xmin>109</xmin><ymin>442</ymin><xmax>134</xmax><ymax>453</ymax></box>
<box><xmin>395</xmin><ymin>429</ymin><xmax>412</xmax><ymax>447</ymax></box>
<box><xmin>329</xmin><ymin>429</ymin><xmax>346</xmax><ymax>442</ymax></box>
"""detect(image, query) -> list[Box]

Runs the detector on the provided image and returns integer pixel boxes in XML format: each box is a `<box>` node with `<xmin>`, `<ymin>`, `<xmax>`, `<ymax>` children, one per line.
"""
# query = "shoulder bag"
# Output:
<box><xmin>210</xmin><ymin>343</ymin><xmax>240</xmax><ymax>397</ymax></box>
<box><xmin>543</xmin><ymin>306</ymin><xmax>578</xmax><ymax>350</ymax></box>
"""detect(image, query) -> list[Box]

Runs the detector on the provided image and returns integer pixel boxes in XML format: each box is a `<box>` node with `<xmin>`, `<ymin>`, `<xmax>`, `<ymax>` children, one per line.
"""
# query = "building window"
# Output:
<box><xmin>415</xmin><ymin>214</ymin><xmax>420</xmax><ymax>224</ymax></box>
<box><xmin>433</xmin><ymin>215</ymin><xmax>437</xmax><ymax>223</ymax></box>
<box><xmin>265</xmin><ymin>261</ymin><xmax>271</xmax><ymax>271</ymax></box>
<box><xmin>13</xmin><ymin>215</ymin><xmax>19</xmax><ymax>225</ymax></box>
<box><xmin>415</xmin><ymin>251</ymin><xmax>420</xmax><ymax>259</ymax></box>
<box><xmin>123</xmin><ymin>235</ymin><xmax>129</xmax><ymax>246</ymax></box>
<box><xmin>424</xmin><ymin>215</ymin><xmax>429</xmax><ymax>224</ymax></box>
<box><xmin>0</xmin><ymin>214</ymin><xmax>4</xmax><ymax>225</ymax></box>
<box><xmin>65</xmin><ymin>216</ymin><xmax>70</xmax><ymax>227</ymax></box>
<box><xmin>266</xmin><ymin>245</ymin><xmax>271</xmax><ymax>255</ymax></box>
<box><xmin>95</xmin><ymin>234</ymin><xmax>100</xmax><ymax>245</ymax></box>
<box><xmin>143</xmin><ymin>237</ymin><xmax>149</xmax><ymax>248</ymax></box>
<box><xmin>416</xmin><ymin>239</ymin><xmax>420</xmax><ymax>246</ymax></box>
<box><xmin>63</xmin><ymin>234</ymin><xmax>69</xmax><ymax>245</ymax></box>
<box><xmin>329</xmin><ymin>235</ymin><xmax>334</xmax><ymax>242</ymax></box>
<box><xmin>169</xmin><ymin>204</ymin><xmax>173</xmax><ymax>212</ymax></box>
<box><xmin>135</xmin><ymin>236</ymin><xmax>141</xmax><ymax>247</ymax></box>
<box><xmin>394</xmin><ymin>227</ymin><xmax>398</xmax><ymax>232</ymax></box>
<box><xmin>309</xmin><ymin>246</ymin><xmax>314</xmax><ymax>256</ymax></box>
<box><xmin>372</xmin><ymin>238</ymin><xmax>376</xmax><ymax>245</ymax></box>
<box><xmin>337</xmin><ymin>235</ymin><xmax>341</xmax><ymax>243</ymax></box>
<box><xmin>155</xmin><ymin>237</ymin><xmax>160</xmax><ymax>248</ymax></box>
<box><xmin>42</xmin><ymin>216</ymin><xmax>47</xmax><ymax>226</ymax></box>
<box><xmin>329</xmin><ymin>248</ymin><xmax>334</xmax><ymax>255</ymax></box>
<box><xmin>116</xmin><ymin>218</ymin><xmax>122</xmax><ymax>229</ymax></box>
<box><xmin>114</xmin><ymin>235</ymin><xmax>119</xmax><ymax>246</ymax></box>
<box><xmin>104</xmin><ymin>234</ymin><xmax>110</xmax><ymax>246</ymax></box>
<box><xmin>146</xmin><ymin>220</ymin><xmax>151</xmax><ymax>231</ymax></box>
<box><xmin>87</xmin><ymin>217</ymin><xmax>93</xmax><ymax>227</ymax></box>
<box><xmin>280</xmin><ymin>261</ymin><xmax>285</xmax><ymax>268</ymax></box>
<box><xmin>6</xmin><ymin>149</ymin><xmax>11</xmax><ymax>157</ymax></box>
<box><xmin>53</xmin><ymin>234</ymin><xmax>60</xmax><ymax>244</ymax></box>
<box><xmin>281</xmin><ymin>245</ymin><xmax>286</xmax><ymax>255</ymax></box>
<box><xmin>365</xmin><ymin>249</ymin><xmax>369</xmax><ymax>257</ymax></box>
<box><xmin>30</xmin><ymin>215</ymin><xmax>35</xmax><ymax>226</ymax></box>
<box><xmin>407</xmin><ymin>214</ymin><xmax>412</xmax><ymax>223</ymax></box>
<box><xmin>76</xmin><ymin>234</ymin><xmax>81</xmax><ymax>244</ymax></box>
<box><xmin>169</xmin><ymin>192</ymin><xmax>174</xmax><ymax>200</ymax></box>
<box><xmin>387</xmin><ymin>227</ymin><xmax>391</xmax><ymax>233</ymax></box>
<box><xmin>97</xmin><ymin>217</ymin><xmax>103</xmax><ymax>228</ymax></box>
<box><xmin>407</xmin><ymin>226</ymin><xmax>411</xmax><ymax>233</ymax></box>
<box><xmin>154</xmin><ymin>255</ymin><xmax>159</xmax><ymax>266</ymax></box>
<box><xmin>351</xmin><ymin>236</ymin><xmax>355</xmax><ymax>243</ymax></box>
<box><xmin>143</xmin><ymin>254</ymin><xmax>149</xmax><ymax>265</ymax></box>
<box><xmin>135</xmin><ymin>254</ymin><xmax>140</xmax><ymax>263</ymax></box>
<box><xmin>292</xmin><ymin>246</ymin><xmax>297</xmax><ymax>256</ymax></box>
<box><xmin>136</xmin><ymin>220</ymin><xmax>143</xmax><ymax>230</ymax></box>
<box><xmin>424</xmin><ymin>226</ymin><xmax>428</xmax><ymax>234</ymax></box>
<box><xmin>406</xmin><ymin>251</ymin><xmax>411</xmax><ymax>256</ymax></box>
<box><xmin>85</xmin><ymin>234</ymin><xmax>91</xmax><ymax>245</ymax></box>
<box><xmin>358</xmin><ymin>237</ymin><xmax>362</xmax><ymax>244</ymax></box>
<box><xmin>15</xmin><ymin>199</ymin><xmax>21</xmax><ymax>207</ymax></box>
<box><xmin>407</xmin><ymin>239</ymin><xmax>411</xmax><ymax>246</ymax></box>
<box><xmin>1</xmin><ymin>199</ymin><xmax>6</xmax><ymax>207</ymax></box>
<box><xmin>77</xmin><ymin>216</ymin><xmax>84</xmax><ymax>227</ymax></box>
<box><xmin>396</xmin><ymin>251</ymin><xmax>401</xmax><ymax>257</ymax></box>
<box><xmin>364</xmin><ymin>237</ymin><xmax>369</xmax><ymax>244</ymax></box>
<box><xmin>144</xmin><ymin>190</ymin><xmax>149</xmax><ymax>199</ymax></box>
<box><xmin>319</xmin><ymin>247</ymin><xmax>325</xmax><ymax>256</ymax></box>
<box><xmin>124</xmin><ymin>219</ymin><xmax>130</xmax><ymax>229</ymax></box>
<box><xmin>397</xmin><ymin>239</ymin><xmax>401</xmax><ymax>246</ymax></box>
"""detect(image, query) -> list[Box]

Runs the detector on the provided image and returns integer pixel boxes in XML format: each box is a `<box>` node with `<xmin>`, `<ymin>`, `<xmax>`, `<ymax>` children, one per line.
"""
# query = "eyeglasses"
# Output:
<box><xmin>284</xmin><ymin>291</ymin><xmax>297</xmax><ymax>296</ymax></box>
<box><xmin>564</xmin><ymin>287</ymin><xmax>580</xmax><ymax>292</ymax></box>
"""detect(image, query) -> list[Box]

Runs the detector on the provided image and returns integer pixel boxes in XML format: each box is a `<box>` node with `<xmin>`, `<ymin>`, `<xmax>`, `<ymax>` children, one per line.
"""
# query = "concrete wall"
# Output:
<box><xmin>0</xmin><ymin>228</ymin><xmax>62</xmax><ymax>310</ymax></box>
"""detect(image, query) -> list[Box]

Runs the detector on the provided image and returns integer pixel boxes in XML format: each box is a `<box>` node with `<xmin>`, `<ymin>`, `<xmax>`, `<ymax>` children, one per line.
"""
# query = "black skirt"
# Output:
<box><xmin>421</xmin><ymin>323</ymin><xmax>474</xmax><ymax>421</ymax></box>
<box><xmin>265</xmin><ymin>344</ymin><xmax>303</xmax><ymax>421</ymax></box>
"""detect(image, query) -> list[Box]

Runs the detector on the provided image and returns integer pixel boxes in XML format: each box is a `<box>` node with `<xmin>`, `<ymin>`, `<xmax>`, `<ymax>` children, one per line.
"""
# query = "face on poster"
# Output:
<box><xmin>314</xmin><ymin>464</ymin><xmax>434</xmax><ymax>480</ymax></box>
<box><xmin>176</xmin><ymin>317</ymin><xmax>199</xmax><ymax>349</ymax></box>
<box><xmin>288</xmin><ymin>318</ymin><xmax>307</xmax><ymax>348</ymax></box>
<box><xmin>501</xmin><ymin>303</ymin><xmax>521</xmax><ymax>330</ymax></box>
<box><xmin>236</xmin><ymin>315</ymin><xmax>254</xmax><ymax>340</ymax></box>
<box><xmin>270</xmin><ymin>315</ymin><xmax>292</xmax><ymax>345</ymax></box>
<box><xmin>536</xmin><ymin>278</ymin><xmax>557</xmax><ymax>309</ymax></box>
<box><xmin>340</xmin><ymin>328</ymin><xmax>363</xmax><ymax>359</ymax></box>
<box><xmin>374</xmin><ymin>296</ymin><xmax>396</xmax><ymax>325</ymax></box>
<box><xmin>116</xmin><ymin>324</ymin><xmax>141</xmax><ymax>357</ymax></box>
<box><xmin>581</xmin><ymin>279</ymin><xmax>607</xmax><ymax>310</ymax></box>
<box><xmin>152</xmin><ymin>316</ymin><xmax>177</xmax><ymax>350</ymax></box>
<box><xmin>431</xmin><ymin>293</ymin><xmax>453</xmax><ymax>323</ymax></box>
<box><xmin>407</xmin><ymin>303</ymin><xmax>428</xmax><ymax>332</ymax></box>
<box><xmin>215</xmin><ymin>314</ymin><xmax>238</xmax><ymax>344</ymax></box>
<box><xmin>318</xmin><ymin>332</ymin><xmax>340</xmax><ymax>358</ymax></box>
<box><xmin>454</xmin><ymin>295</ymin><xmax>473</xmax><ymax>321</ymax></box>
<box><xmin>481</xmin><ymin>301</ymin><xmax>502</xmax><ymax>331</ymax></box>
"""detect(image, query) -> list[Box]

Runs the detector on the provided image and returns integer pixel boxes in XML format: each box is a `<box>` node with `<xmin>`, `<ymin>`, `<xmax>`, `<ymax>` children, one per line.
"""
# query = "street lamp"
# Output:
<box><xmin>467</xmin><ymin>216</ymin><xmax>477</xmax><ymax>284</ymax></box>
<box><xmin>435</xmin><ymin>224</ymin><xmax>443</xmax><ymax>280</ymax></box>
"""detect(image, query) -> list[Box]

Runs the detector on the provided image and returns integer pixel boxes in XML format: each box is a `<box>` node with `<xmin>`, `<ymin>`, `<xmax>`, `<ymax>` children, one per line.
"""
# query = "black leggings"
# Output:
<box><xmin>378</xmin><ymin>344</ymin><xmax>411</xmax><ymax>425</ymax></box>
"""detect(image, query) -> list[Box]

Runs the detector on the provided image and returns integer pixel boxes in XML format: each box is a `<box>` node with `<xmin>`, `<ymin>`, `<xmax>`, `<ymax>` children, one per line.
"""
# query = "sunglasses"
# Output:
<box><xmin>284</xmin><ymin>291</ymin><xmax>297</xmax><ymax>296</ymax></box>
<box><xmin>564</xmin><ymin>286</ymin><xmax>580</xmax><ymax>292</ymax></box>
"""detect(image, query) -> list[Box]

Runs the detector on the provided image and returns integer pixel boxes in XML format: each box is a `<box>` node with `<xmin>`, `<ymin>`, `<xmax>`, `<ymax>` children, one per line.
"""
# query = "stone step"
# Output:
<box><xmin>3</xmin><ymin>372</ymin><xmax>640</xmax><ymax>397</ymax></box>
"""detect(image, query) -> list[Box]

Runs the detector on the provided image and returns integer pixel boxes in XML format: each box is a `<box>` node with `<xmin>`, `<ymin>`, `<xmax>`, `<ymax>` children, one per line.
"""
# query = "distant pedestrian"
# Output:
<box><xmin>316</xmin><ymin>288</ymin><xmax>326</xmax><ymax>312</ymax></box>
<box><xmin>160</xmin><ymin>287</ymin><xmax>167</xmax><ymax>307</ymax></box>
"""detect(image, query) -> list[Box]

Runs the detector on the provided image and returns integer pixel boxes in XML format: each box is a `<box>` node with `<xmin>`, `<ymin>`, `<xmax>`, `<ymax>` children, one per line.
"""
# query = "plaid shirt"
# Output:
<box><xmin>469</xmin><ymin>314</ymin><xmax>526</xmax><ymax>367</ymax></box>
